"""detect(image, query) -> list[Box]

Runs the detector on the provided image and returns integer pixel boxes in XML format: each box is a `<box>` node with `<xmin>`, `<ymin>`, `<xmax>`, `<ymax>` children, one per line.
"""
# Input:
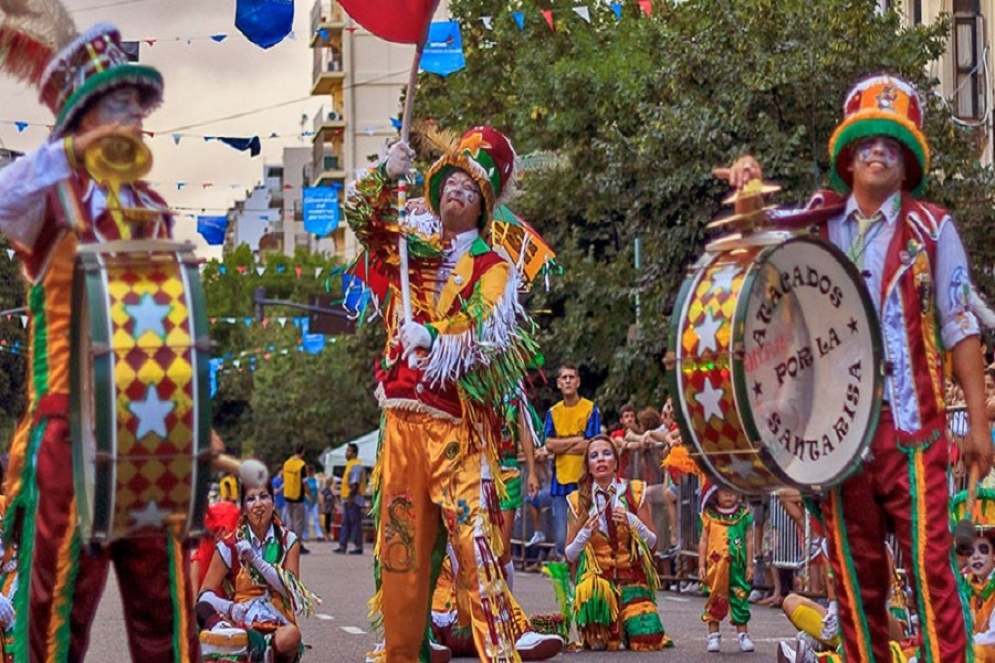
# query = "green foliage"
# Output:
<box><xmin>204</xmin><ymin>246</ymin><xmax>380</xmax><ymax>469</ymax></box>
<box><xmin>414</xmin><ymin>0</ymin><xmax>995</xmax><ymax>418</ymax></box>
<box><xmin>0</xmin><ymin>236</ymin><xmax>26</xmax><ymax>444</ymax></box>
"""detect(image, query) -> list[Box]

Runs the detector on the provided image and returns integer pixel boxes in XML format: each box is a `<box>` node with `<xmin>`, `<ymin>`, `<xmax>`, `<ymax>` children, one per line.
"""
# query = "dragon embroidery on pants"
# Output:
<box><xmin>382</xmin><ymin>494</ymin><xmax>415</xmax><ymax>572</ymax></box>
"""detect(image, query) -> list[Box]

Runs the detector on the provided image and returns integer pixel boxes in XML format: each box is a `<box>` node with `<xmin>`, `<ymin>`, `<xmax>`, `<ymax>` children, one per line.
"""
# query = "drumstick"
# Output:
<box><xmin>211</xmin><ymin>453</ymin><xmax>270</xmax><ymax>489</ymax></box>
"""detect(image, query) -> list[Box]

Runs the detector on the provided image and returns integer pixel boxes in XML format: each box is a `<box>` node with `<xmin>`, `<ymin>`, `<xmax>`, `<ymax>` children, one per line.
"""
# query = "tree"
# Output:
<box><xmin>0</xmin><ymin>236</ymin><xmax>26</xmax><ymax>445</ymax></box>
<box><xmin>413</xmin><ymin>0</ymin><xmax>994</xmax><ymax>419</ymax></box>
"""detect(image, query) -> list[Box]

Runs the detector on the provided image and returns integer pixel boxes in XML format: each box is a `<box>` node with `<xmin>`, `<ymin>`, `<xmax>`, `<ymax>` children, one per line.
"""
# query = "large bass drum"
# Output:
<box><xmin>70</xmin><ymin>240</ymin><xmax>212</xmax><ymax>542</ymax></box>
<box><xmin>668</xmin><ymin>233</ymin><xmax>883</xmax><ymax>495</ymax></box>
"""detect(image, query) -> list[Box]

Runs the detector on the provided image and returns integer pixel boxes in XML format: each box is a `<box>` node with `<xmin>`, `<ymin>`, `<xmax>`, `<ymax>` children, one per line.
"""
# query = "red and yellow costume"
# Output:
<box><xmin>700</xmin><ymin>503</ymin><xmax>753</xmax><ymax>627</ymax></box>
<box><xmin>566</xmin><ymin>480</ymin><xmax>672</xmax><ymax>651</ymax></box>
<box><xmin>346</xmin><ymin>126</ymin><xmax>540</xmax><ymax>663</ymax></box>
<box><xmin>0</xmin><ymin>21</ymin><xmax>199</xmax><ymax>662</ymax></box>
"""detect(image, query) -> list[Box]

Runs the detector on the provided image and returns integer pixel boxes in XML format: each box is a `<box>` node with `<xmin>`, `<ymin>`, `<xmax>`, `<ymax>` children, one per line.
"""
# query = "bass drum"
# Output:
<box><xmin>70</xmin><ymin>240</ymin><xmax>212</xmax><ymax>542</ymax></box>
<box><xmin>668</xmin><ymin>233</ymin><xmax>884</xmax><ymax>495</ymax></box>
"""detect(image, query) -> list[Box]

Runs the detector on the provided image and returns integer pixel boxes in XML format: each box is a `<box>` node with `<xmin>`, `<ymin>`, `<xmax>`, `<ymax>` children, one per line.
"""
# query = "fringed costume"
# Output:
<box><xmin>566</xmin><ymin>479</ymin><xmax>672</xmax><ymax>651</ymax></box>
<box><xmin>700</xmin><ymin>503</ymin><xmax>753</xmax><ymax>627</ymax></box>
<box><xmin>0</xmin><ymin>14</ymin><xmax>198</xmax><ymax>662</ymax></box>
<box><xmin>346</xmin><ymin>126</ymin><xmax>540</xmax><ymax>663</ymax></box>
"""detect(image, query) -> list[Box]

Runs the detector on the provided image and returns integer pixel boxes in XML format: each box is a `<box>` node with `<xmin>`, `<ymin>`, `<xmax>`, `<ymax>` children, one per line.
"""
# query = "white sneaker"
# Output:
<box><xmin>525</xmin><ymin>531</ymin><xmax>546</xmax><ymax>547</ymax></box>
<box><xmin>707</xmin><ymin>632</ymin><xmax>721</xmax><ymax>653</ymax></box>
<box><xmin>738</xmin><ymin>632</ymin><xmax>755</xmax><ymax>653</ymax></box>
<box><xmin>748</xmin><ymin>589</ymin><xmax>765</xmax><ymax>603</ymax></box>
<box><xmin>516</xmin><ymin>630</ymin><xmax>563</xmax><ymax>660</ymax></box>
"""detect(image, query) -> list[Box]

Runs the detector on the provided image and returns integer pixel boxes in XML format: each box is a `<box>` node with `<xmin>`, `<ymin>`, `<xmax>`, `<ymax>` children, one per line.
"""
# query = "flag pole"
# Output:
<box><xmin>396</xmin><ymin>1</ymin><xmax>440</xmax><ymax>325</ymax></box>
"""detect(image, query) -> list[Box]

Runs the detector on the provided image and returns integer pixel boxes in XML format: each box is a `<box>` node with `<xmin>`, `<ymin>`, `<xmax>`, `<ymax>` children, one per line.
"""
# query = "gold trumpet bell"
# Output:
<box><xmin>84</xmin><ymin>132</ymin><xmax>153</xmax><ymax>186</ymax></box>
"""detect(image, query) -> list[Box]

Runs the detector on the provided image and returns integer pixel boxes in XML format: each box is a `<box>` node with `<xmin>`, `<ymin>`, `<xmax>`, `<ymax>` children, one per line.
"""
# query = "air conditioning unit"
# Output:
<box><xmin>323</xmin><ymin>155</ymin><xmax>340</xmax><ymax>171</ymax></box>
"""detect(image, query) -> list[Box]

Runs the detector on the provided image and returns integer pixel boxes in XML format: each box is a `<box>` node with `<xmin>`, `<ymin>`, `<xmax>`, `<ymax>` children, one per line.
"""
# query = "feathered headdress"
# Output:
<box><xmin>0</xmin><ymin>0</ymin><xmax>76</xmax><ymax>85</ymax></box>
<box><xmin>0</xmin><ymin>2</ymin><xmax>162</xmax><ymax>136</ymax></box>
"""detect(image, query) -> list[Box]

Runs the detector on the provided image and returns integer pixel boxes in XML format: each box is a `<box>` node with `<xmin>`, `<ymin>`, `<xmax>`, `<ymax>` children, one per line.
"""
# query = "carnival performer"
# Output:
<box><xmin>344</xmin><ymin>126</ymin><xmax>543</xmax><ymax>663</ymax></box>
<box><xmin>497</xmin><ymin>398</ymin><xmax>541</xmax><ymax>591</ymax></box>
<box><xmin>952</xmin><ymin>487</ymin><xmax>995</xmax><ymax>663</ymax></box>
<box><xmin>564</xmin><ymin>435</ymin><xmax>673</xmax><ymax>652</ymax></box>
<box><xmin>721</xmin><ymin>73</ymin><xmax>993</xmax><ymax>663</ymax></box>
<box><xmin>0</xmin><ymin>10</ymin><xmax>204</xmax><ymax>660</ymax></box>
<box><xmin>0</xmin><ymin>461</ymin><xmax>17</xmax><ymax>663</ymax></box>
<box><xmin>197</xmin><ymin>481</ymin><xmax>319</xmax><ymax>663</ymax></box>
<box><xmin>698</xmin><ymin>484</ymin><xmax>755</xmax><ymax>654</ymax></box>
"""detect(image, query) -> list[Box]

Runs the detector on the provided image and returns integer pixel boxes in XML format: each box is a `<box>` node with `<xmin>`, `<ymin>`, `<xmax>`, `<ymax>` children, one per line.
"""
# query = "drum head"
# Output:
<box><xmin>733</xmin><ymin>236</ymin><xmax>883</xmax><ymax>489</ymax></box>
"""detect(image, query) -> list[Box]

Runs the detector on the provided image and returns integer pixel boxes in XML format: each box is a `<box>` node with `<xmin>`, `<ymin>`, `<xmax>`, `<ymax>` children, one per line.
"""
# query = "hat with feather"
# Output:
<box><xmin>422</xmin><ymin>125</ymin><xmax>517</xmax><ymax>228</ymax></box>
<box><xmin>0</xmin><ymin>1</ymin><xmax>162</xmax><ymax>136</ymax></box>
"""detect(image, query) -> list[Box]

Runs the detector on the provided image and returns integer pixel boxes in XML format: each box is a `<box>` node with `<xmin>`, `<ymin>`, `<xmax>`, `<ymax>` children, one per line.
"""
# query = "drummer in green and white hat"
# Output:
<box><xmin>951</xmin><ymin>488</ymin><xmax>995</xmax><ymax>660</ymax></box>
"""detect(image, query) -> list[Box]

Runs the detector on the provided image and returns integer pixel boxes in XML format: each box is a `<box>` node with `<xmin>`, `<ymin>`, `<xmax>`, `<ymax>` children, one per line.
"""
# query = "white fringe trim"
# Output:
<box><xmin>420</xmin><ymin>266</ymin><xmax>525</xmax><ymax>389</ymax></box>
<box><xmin>374</xmin><ymin>383</ymin><xmax>463</xmax><ymax>424</ymax></box>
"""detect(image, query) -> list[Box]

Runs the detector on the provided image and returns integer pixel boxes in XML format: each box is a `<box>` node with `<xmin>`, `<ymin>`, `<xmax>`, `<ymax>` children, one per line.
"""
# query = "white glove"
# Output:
<box><xmin>400</xmin><ymin>321</ymin><xmax>433</xmax><ymax>360</ymax></box>
<box><xmin>0</xmin><ymin>595</ymin><xmax>13</xmax><ymax>629</ymax></box>
<box><xmin>230</xmin><ymin>600</ymin><xmax>250</xmax><ymax>624</ymax></box>
<box><xmin>820</xmin><ymin>600</ymin><xmax>839</xmax><ymax>641</ymax></box>
<box><xmin>235</xmin><ymin>539</ymin><xmax>257</xmax><ymax>564</ymax></box>
<box><xmin>565</xmin><ymin>526</ymin><xmax>592</xmax><ymax>563</ymax></box>
<box><xmin>385</xmin><ymin>141</ymin><xmax>415</xmax><ymax>179</ymax></box>
<box><xmin>626</xmin><ymin>512</ymin><xmax>657</xmax><ymax>548</ymax></box>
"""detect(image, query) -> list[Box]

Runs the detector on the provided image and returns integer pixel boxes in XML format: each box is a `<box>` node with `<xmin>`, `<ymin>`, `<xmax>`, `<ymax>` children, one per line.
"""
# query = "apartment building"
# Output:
<box><xmin>309</xmin><ymin>0</ymin><xmax>449</xmax><ymax>262</ymax></box>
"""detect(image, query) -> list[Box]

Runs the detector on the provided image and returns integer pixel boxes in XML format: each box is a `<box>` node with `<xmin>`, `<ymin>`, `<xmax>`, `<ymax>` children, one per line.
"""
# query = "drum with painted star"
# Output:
<box><xmin>70</xmin><ymin>240</ymin><xmax>211</xmax><ymax>541</ymax></box>
<box><xmin>668</xmin><ymin>233</ymin><xmax>883</xmax><ymax>495</ymax></box>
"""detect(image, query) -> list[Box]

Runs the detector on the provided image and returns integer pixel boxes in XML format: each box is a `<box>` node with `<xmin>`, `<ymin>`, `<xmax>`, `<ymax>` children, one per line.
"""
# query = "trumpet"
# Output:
<box><xmin>84</xmin><ymin>129</ymin><xmax>153</xmax><ymax>186</ymax></box>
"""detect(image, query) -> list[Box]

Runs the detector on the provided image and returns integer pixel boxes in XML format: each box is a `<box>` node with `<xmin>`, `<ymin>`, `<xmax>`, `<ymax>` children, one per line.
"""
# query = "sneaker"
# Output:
<box><xmin>516</xmin><ymin>630</ymin><xmax>563</xmax><ymax>661</ymax></box>
<box><xmin>737</xmin><ymin>632</ymin><xmax>755</xmax><ymax>653</ymax></box>
<box><xmin>661</xmin><ymin>543</ymin><xmax>680</xmax><ymax>558</ymax></box>
<box><xmin>707</xmin><ymin>632</ymin><xmax>721</xmax><ymax>653</ymax></box>
<box><xmin>333</xmin><ymin>547</ymin><xmax>347</xmax><ymax>554</ymax></box>
<box><xmin>199</xmin><ymin>623</ymin><xmax>248</xmax><ymax>657</ymax></box>
<box><xmin>525</xmin><ymin>531</ymin><xmax>546</xmax><ymax>547</ymax></box>
<box><xmin>776</xmin><ymin>641</ymin><xmax>797</xmax><ymax>663</ymax></box>
<box><xmin>300</xmin><ymin>546</ymin><xmax>311</xmax><ymax>555</ymax></box>
<box><xmin>348</xmin><ymin>548</ymin><xmax>363</xmax><ymax>555</ymax></box>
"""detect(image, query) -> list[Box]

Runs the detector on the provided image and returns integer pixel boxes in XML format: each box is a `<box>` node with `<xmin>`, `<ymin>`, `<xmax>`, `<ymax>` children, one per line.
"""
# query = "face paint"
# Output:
<box><xmin>970</xmin><ymin>535</ymin><xmax>995</xmax><ymax>579</ymax></box>
<box><xmin>855</xmin><ymin>137</ymin><xmax>902</xmax><ymax>168</ymax></box>
<box><xmin>442</xmin><ymin>173</ymin><xmax>481</xmax><ymax>205</ymax></box>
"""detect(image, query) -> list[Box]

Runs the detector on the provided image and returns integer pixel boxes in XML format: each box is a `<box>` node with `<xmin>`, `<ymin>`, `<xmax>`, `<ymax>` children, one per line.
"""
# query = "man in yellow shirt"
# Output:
<box><xmin>335</xmin><ymin>443</ymin><xmax>367</xmax><ymax>555</ymax></box>
<box><xmin>544</xmin><ymin>363</ymin><xmax>601</xmax><ymax>559</ymax></box>
<box><xmin>282</xmin><ymin>442</ymin><xmax>309</xmax><ymax>554</ymax></box>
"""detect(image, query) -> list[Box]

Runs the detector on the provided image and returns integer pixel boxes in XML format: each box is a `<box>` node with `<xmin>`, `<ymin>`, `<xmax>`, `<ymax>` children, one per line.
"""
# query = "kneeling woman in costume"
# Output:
<box><xmin>197</xmin><ymin>481</ymin><xmax>319</xmax><ymax>663</ymax></box>
<box><xmin>565</xmin><ymin>435</ymin><xmax>673</xmax><ymax>651</ymax></box>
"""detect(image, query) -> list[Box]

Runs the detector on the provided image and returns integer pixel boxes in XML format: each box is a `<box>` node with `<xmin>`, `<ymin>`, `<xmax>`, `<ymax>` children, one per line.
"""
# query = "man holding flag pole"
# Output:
<box><xmin>340</xmin><ymin>2</ymin><xmax>560</xmax><ymax>662</ymax></box>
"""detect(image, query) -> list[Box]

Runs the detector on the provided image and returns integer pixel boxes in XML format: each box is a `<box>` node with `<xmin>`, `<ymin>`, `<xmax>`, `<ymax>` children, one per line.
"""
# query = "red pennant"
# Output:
<box><xmin>541</xmin><ymin>9</ymin><xmax>554</xmax><ymax>30</ymax></box>
<box><xmin>638</xmin><ymin>0</ymin><xmax>652</xmax><ymax>16</ymax></box>
<box><xmin>294</xmin><ymin>267</ymin><xmax>302</xmax><ymax>279</ymax></box>
<box><xmin>145</xmin><ymin>39</ymin><xmax>157</xmax><ymax>46</ymax></box>
<box><xmin>262</xmin><ymin>318</ymin><xmax>269</xmax><ymax>328</ymax></box>
<box><xmin>236</xmin><ymin>265</ymin><xmax>247</xmax><ymax>274</ymax></box>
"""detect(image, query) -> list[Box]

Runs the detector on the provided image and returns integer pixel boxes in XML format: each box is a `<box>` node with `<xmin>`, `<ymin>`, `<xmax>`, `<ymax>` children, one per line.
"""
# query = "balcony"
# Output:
<box><xmin>312</xmin><ymin>152</ymin><xmax>346</xmax><ymax>186</ymax></box>
<box><xmin>312</xmin><ymin>50</ymin><xmax>345</xmax><ymax>96</ymax></box>
<box><xmin>310</xmin><ymin>0</ymin><xmax>345</xmax><ymax>47</ymax></box>
<box><xmin>312</xmin><ymin>107</ymin><xmax>346</xmax><ymax>141</ymax></box>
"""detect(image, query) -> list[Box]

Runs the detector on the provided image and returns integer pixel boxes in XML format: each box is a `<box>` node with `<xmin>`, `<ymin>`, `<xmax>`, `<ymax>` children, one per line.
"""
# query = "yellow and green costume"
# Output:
<box><xmin>700</xmin><ymin>504</ymin><xmax>752</xmax><ymax>626</ymax></box>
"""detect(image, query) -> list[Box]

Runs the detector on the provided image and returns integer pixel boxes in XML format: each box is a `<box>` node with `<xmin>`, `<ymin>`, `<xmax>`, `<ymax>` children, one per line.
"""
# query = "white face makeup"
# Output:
<box><xmin>588</xmin><ymin>440</ymin><xmax>617</xmax><ymax>481</ymax></box>
<box><xmin>970</xmin><ymin>536</ymin><xmax>995</xmax><ymax>579</ymax></box>
<box><xmin>442</xmin><ymin>171</ymin><xmax>481</xmax><ymax>205</ymax></box>
<box><xmin>854</xmin><ymin>136</ymin><xmax>902</xmax><ymax>169</ymax></box>
<box><xmin>244</xmin><ymin>488</ymin><xmax>274</xmax><ymax>529</ymax></box>
<box><xmin>87</xmin><ymin>87</ymin><xmax>146</xmax><ymax>129</ymax></box>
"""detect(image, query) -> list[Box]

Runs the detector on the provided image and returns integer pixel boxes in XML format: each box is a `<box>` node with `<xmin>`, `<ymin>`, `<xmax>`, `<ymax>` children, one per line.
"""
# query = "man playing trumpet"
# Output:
<box><xmin>0</xmin><ymin>15</ymin><xmax>198</xmax><ymax>662</ymax></box>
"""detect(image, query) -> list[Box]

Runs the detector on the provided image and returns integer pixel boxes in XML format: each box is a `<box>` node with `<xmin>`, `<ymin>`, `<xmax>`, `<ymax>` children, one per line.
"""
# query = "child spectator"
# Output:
<box><xmin>699</xmin><ymin>483</ymin><xmax>754</xmax><ymax>653</ymax></box>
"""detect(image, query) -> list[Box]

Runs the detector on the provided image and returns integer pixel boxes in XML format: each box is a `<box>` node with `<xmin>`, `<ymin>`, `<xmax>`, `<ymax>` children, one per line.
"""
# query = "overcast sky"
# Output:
<box><xmin>0</xmin><ymin>0</ymin><xmax>324</xmax><ymax>259</ymax></box>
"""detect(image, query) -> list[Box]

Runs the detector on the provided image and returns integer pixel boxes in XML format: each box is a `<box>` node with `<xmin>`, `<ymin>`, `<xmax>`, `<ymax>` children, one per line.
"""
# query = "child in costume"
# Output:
<box><xmin>699</xmin><ymin>483</ymin><xmax>755</xmax><ymax>653</ymax></box>
<box><xmin>953</xmin><ymin>487</ymin><xmax>995</xmax><ymax>663</ymax></box>
<box><xmin>565</xmin><ymin>435</ymin><xmax>673</xmax><ymax>651</ymax></box>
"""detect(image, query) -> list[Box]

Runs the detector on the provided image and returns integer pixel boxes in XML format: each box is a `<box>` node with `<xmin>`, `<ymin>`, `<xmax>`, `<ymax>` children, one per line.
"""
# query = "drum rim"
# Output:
<box><xmin>730</xmin><ymin>234</ymin><xmax>884</xmax><ymax>492</ymax></box>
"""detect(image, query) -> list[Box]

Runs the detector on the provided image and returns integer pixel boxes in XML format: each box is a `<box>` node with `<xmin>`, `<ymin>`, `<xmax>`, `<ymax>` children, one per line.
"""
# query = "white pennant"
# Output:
<box><xmin>278</xmin><ymin>317</ymin><xmax>288</xmax><ymax>327</ymax></box>
<box><xmin>573</xmin><ymin>6</ymin><xmax>591</xmax><ymax>22</ymax></box>
<box><xmin>481</xmin><ymin>16</ymin><xmax>494</xmax><ymax>30</ymax></box>
<box><xmin>5</xmin><ymin>249</ymin><xmax>14</xmax><ymax>260</ymax></box>
<box><xmin>315</xmin><ymin>267</ymin><xmax>323</xmax><ymax>279</ymax></box>
<box><xmin>19</xmin><ymin>315</ymin><xmax>28</xmax><ymax>328</ymax></box>
<box><xmin>256</xmin><ymin>266</ymin><xmax>265</xmax><ymax>276</ymax></box>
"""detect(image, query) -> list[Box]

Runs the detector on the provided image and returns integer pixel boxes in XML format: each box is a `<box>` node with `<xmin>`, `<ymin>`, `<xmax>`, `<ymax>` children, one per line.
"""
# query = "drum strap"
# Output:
<box><xmin>54</xmin><ymin>181</ymin><xmax>88</xmax><ymax>235</ymax></box>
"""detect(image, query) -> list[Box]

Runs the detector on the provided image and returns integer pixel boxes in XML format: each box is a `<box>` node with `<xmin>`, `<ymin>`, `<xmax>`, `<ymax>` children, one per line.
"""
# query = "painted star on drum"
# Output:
<box><xmin>125</xmin><ymin>292</ymin><xmax>172</xmax><ymax>340</ymax></box>
<box><xmin>695</xmin><ymin>377</ymin><xmax>725</xmax><ymax>423</ymax></box>
<box><xmin>694</xmin><ymin>309</ymin><xmax>723</xmax><ymax>354</ymax></box>
<box><xmin>128</xmin><ymin>384</ymin><xmax>175</xmax><ymax>441</ymax></box>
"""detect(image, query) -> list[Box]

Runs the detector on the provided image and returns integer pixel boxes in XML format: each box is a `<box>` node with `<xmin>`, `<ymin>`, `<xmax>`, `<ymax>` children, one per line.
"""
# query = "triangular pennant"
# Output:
<box><xmin>145</xmin><ymin>39</ymin><xmax>157</xmax><ymax>46</ymax></box>
<box><xmin>236</xmin><ymin>266</ymin><xmax>247</xmax><ymax>274</ymax></box>
<box><xmin>294</xmin><ymin>266</ymin><xmax>302</xmax><ymax>279</ymax></box>
<box><xmin>172</xmin><ymin>134</ymin><xmax>182</xmax><ymax>145</ymax></box>
<box><xmin>481</xmin><ymin>16</ymin><xmax>493</xmax><ymax>30</ymax></box>
<box><xmin>638</xmin><ymin>0</ymin><xmax>652</xmax><ymax>16</ymax></box>
<box><xmin>210</xmin><ymin>317</ymin><xmax>217</xmax><ymax>324</ymax></box>
<box><xmin>541</xmin><ymin>9</ymin><xmax>554</xmax><ymax>29</ymax></box>
<box><xmin>278</xmin><ymin>317</ymin><xmax>288</xmax><ymax>327</ymax></box>
<box><xmin>255</xmin><ymin>266</ymin><xmax>265</xmax><ymax>276</ymax></box>
<box><xmin>14</xmin><ymin>121</ymin><xmax>28</xmax><ymax>132</ymax></box>
<box><xmin>211</xmin><ymin>34</ymin><xmax>227</xmax><ymax>42</ymax></box>
<box><xmin>5</xmin><ymin>249</ymin><xmax>14</xmax><ymax>260</ymax></box>
<box><xmin>315</xmin><ymin>267</ymin><xmax>323</xmax><ymax>279</ymax></box>
<box><xmin>610</xmin><ymin>2</ymin><xmax>622</xmax><ymax>19</ymax></box>
<box><xmin>573</xmin><ymin>6</ymin><xmax>591</xmax><ymax>22</ymax></box>
<box><xmin>512</xmin><ymin>12</ymin><xmax>524</xmax><ymax>30</ymax></box>
<box><xmin>19</xmin><ymin>315</ymin><xmax>28</xmax><ymax>328</ymax></box>
<box><xmin>243</xmin><ymin>317</ymin><xmax>253</xmax><ymax>327</ymax></box>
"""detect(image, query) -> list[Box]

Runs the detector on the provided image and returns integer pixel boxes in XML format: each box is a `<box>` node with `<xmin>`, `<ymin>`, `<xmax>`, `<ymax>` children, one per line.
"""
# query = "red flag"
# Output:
<box><xmin>338</xmin><ymin>0</ymin><xmax>438</xmax><ymax>44</ymax></box>
<box><xmin>541</xmin><ymin>10</ymin><xmax>554</xmax><ymax>30</ymax></box>
<box><xmin>638</xmin><ymin>0</ymin><xmax>653</xmax><ymax>16</ymax></box>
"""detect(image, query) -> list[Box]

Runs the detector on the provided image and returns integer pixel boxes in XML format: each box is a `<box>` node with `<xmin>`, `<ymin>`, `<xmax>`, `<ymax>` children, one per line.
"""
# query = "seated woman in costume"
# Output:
<box><xmin>564</xmin><ymin>435</ymin><xmax>673</xmax><ymax>651</ymax></box>
<box><xmin>197</xmin><ymin>480</ymin><xmax>319</xmax><ymax>663</ymax></box>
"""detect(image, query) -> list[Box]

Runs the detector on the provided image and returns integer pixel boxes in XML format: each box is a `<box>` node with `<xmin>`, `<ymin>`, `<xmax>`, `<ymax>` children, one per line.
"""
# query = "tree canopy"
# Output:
<box><xmin>412</xmin><ymin>0</ymin><xmax>995</xmax><ymax>420</ymax></box>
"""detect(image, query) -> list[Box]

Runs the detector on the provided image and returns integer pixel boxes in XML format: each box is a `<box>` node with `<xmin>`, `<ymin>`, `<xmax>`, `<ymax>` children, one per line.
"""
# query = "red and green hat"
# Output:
<box><xmin>828</xmin><ymin>74</ymin><xmax>930</xmax><ymax>197</ymax></box>
<box><xmin>426</xmin><ymin>125</ymin><xmax>517</xmax><ymax>227</ymax></box>
<box><xmin>39</xmin><ymin>23</ymin><xmax>163</xmax><ymax>137</ymax></box>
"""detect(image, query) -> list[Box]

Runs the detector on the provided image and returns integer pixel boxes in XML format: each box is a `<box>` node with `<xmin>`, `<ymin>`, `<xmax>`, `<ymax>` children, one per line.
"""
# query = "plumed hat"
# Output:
<box><xmin>425</xmin><ymin>125</ymin><xmax>517</xmax><ymax>228</ymax></box>
<box><xmin>0</xmin><ymin>3</ymin><xmax>162</xmax><ymax>136</ymax></box>
<box><xmin>828</xmin><ymin>74</ymin><xmax>929</xmax><ymax>197</ymax></box>
<box><xmin>950</xmin><ymin>487</ymin><xmax>995</xmax><ymax>535</ymax></box>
